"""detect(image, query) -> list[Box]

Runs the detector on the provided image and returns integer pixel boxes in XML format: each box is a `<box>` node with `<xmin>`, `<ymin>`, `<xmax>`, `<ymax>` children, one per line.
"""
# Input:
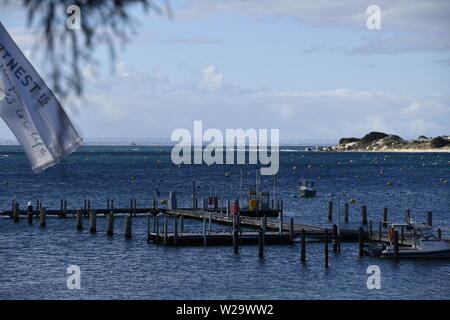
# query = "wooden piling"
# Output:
<box><xmin>13</xmin><ymin>203</ymin><xmax>19</xmax><ymax>222</ymax></box>
<box><xmin>233</xmin><ymin>229</ymin><xmax>239</xmax><ymax>254</ymax></box>
<box><xmin>324</xmin><ymin>229</ymin><xmax>329</xmax><ymax>268</ymax></box>
<box><xmin>180</xmin><ymin>215</ymin><xmax>184</xmax><ymax>233</ymax></box>
<box><xmin>89</xmin><ymin>211</ymin><xmax>97</xmax><ymax>233</ymax></box>
<box><xmin>155</xmin><ymin>215</ymin><xmax>159</xmax><ymax>239</ymax></box>
<box><xmin>438</xmin><ymin>228</ymin><xmax>442</xmax><ymax>239</ymax></box>
<box><xmin>208</xmin><ymin>213</ymin><xmax>212</xmax><ymax>233</ymax></box>
<box><xmin>344</xmin><ymin>202</ymin><xmax>349</xmax><ymax>223</ymax></box>
<box><xmin>124</xmin><ymin>215</ymin><xmax>132</xmax><ymax>239</ymax></box>
<box><xmin>75</xmin><ymin>209</ymin><xmax>83</xmax><ymax>230</ymax></box>
<box><xmin>63</xmin><ymin>200</ymin><xmax>67</xmax><ymax>218</ymax></box>
<box><xmin>147</xmin><ymin>213</ymin><xmax>151</xmax><ymax>241</ymax></box>
<box><xmin>11</xmin><ymin>200</ymin><xmax>15</xmax><ymax>219</ymax></box>
<box><xmin>237</xmin><ymin>213</ymin><xmax>242</xmax><ymax>235</ymax></box>
<box><xmin>163</xmin><ymin>215</ymin><xmax>168</xmax><ymax>245</ymax></box>
<box><xmin>361</xmin><ymin>205</ymin><xmax>368</xmax><ymax>225</ymax></box>
<box><xmin>332</xmin><ymin>224</ymin><xmax>338</xmax><ymax>252</ymax></box>
<box><xmin>378</xmin><ymin>221</ymin><xmax>382</xmax><ymax>242</ymax></box>
<box><xmin>106</xmin><ymin>212</ymin><xmax>114</xmax><ymax>236</ymax></box>
<box><xmin>327</xmin><ymin>201</ymin><xmax>333</xmax><ymax>221</ymax></box>
<box><xmin>427</xmin><ymin>211</ymin><xmax>432</xmax><ymax>226</ymax></box>
<box><xmin>382</xmin><ymin>207</ymin><xmax>388</xmax><ymax>226</ymax></box>
<box><xmin>27</xmin><ymin>205</ymin><xmax>33</xmax><ymax>225</ymax></box>
<box><xmin>401</xmin><ymin>226</ymin><xmax>404</xmax><ymax>244</ymax></box>
<box><xmin>203</xmin><ymin>218</ymin><xmax>207</xmax><ymax>246</ymax></box>
<box><xmin>279</xmin><ymin>211</ymin><xmax>283</xmax><ymax>235</ymax></box>
<box><xmin>258</xmin><ymin>228</ymin><xmax>264</xmax><ymax>259</ymax></box>
<box><xmin>393</xmin><ymin>230</ymin><xmax>399</xmax><ymax>261</ymax></box>
<box><xmin>262</xmin><ymin>215</ymin><xmax>267</xmax><ymax>232</ymax></box>
<box><xmin>300</xmin><ymin>229</ymin><xmax>306</xmax><ymax>263</ymax></box>
<box><xmin>369</xmin><ymin>220</ymin><xmax>373</xmax><ymax>239</ymax></box>
<box><xmin>358</xmin><ymin>227</ymin><xmax>364</xmax><ymax>257</ymax></box>
<box><xmin>289</xmin><ymin>217</ymin><xmax>294</xmax><ymax>242</ymax></box>
<box><xmin>173</xmin><ymin>215</ymin><xmax>178</xmax><ymax>245</ymax></box>
<box><xmin>39</xmin><ymin>208</ymin><xmax>46</xmax><ymax>227</ymax></box>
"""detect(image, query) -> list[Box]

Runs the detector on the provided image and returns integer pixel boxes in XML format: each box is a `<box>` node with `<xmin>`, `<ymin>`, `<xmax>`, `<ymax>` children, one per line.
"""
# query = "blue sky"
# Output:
<box><xmin>0</xmin><ymin>0</ymin><xmax>449</xmax><ymax>143</ymax></box>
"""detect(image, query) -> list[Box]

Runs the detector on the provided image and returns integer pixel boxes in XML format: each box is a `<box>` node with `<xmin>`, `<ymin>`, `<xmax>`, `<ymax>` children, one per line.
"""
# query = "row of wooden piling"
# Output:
<box><xmin>13</xmin><ymin>205</ymin><xmax>135</xmax><ymax>239</ymax></box>
<box><xmin>327</xmin><ymin>201</ymin><xmax>434</xmax><ymax>226</ymax></box>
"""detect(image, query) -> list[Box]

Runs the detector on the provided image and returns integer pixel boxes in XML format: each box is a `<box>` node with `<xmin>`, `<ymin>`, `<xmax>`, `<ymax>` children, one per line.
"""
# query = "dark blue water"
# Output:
<box><xmin>1</xmin><ymin>146</ymin><xmax>449</xmax><ymax>299</ymax></box>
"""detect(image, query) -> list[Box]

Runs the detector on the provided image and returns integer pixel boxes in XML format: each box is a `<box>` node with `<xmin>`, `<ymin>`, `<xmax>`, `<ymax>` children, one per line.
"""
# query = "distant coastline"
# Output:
<box><xmin>322</xmin><ymin>132</ymin><xmax>450</xmax><ymax>152</ymax></box>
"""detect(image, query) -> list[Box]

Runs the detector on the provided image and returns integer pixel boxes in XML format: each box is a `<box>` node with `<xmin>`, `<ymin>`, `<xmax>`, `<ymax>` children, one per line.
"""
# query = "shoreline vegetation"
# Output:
<box><xmin>323</xmin><ymin>132</ymin><xmax>450</xmax><ymax>152</ymax></box>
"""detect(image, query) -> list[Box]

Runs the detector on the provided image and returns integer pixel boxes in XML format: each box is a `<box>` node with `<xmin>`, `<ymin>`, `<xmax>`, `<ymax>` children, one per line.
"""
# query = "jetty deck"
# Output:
<box><xmin>148</xmin><ymin>231</ymin><xmax>292</xmax><ymax>246</ymax></box>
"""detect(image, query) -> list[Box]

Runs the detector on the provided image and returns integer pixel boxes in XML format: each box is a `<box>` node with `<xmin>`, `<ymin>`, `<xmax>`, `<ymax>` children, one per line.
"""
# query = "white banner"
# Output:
<box><xmin>0</xmin><ymin>23</ymin><xmax>82</xmax><ymax>172</ymax></box>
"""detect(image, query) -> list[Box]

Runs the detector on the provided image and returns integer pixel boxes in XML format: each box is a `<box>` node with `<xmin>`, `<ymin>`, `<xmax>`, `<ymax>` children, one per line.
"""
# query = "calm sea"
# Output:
<box><xmin>0</xmin><ymin>146</ymin><xmax>449</xmax><ymax>299</ymax></box>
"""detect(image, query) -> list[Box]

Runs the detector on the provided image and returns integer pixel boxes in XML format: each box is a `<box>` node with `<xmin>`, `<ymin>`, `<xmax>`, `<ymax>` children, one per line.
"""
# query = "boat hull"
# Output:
<box><xmin>381</xmin><ymin>248</ymin><xmax>450</xmax><ymax>259</ymax></box>
<box><xmin>299</xmin><ymin>190</ymin><xmax>316</xmax><ymax>198</ymax></box>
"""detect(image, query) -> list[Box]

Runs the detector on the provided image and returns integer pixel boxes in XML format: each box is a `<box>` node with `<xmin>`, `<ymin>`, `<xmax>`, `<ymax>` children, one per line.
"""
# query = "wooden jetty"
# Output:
<box><xmin>2</xmin><ymin>198</ymin><xmax>448</xmax><ymax>249</ymax></box>
<box><xmin>165</xmin><ymin>208</ymin><xmax>364</xmax><ymax>241</ymax></box>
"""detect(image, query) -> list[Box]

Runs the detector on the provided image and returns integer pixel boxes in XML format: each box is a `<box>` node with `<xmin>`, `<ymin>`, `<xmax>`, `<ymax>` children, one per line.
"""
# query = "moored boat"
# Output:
<box><xmin>298</xmin><ymin>180</ymin><xmax>316</xmax><ymax>198</ymax></box>
<box><xmin>380</xmin><ymin>222</ymin><xmax>450</xmax><ymax>259</ymax></box>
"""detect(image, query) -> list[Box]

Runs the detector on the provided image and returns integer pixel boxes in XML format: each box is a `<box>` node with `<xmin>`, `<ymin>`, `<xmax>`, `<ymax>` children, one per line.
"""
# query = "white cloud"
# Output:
<box><xmin>56</xmin><ymin>60</ymin><xmax>449</xmax><ymax>142</ymax></box>
<box><xmin>2</xmin><ymin>58</ymin><xmax>448</xmax><ymax>142</ymax></box>
<box><xmin>201</xmin><ymin>64</ymin><xmax>224</xmax><ymax>89</ymax></box>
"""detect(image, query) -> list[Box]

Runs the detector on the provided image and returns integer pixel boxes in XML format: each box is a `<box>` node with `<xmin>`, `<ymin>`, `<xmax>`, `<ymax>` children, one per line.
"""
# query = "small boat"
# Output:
<box><xmin>298</xmin><ymin>180</ymin><xmax>316</xmax><ymax>198</ymax></box>
<box><xmin>380</xmin><ymin>222</ymin><xmax>450</xmax><ymax>259</ymax></box>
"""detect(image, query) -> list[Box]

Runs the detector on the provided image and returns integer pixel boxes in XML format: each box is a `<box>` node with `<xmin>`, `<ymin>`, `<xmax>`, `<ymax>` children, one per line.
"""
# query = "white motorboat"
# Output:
<box><xmin>298</xmin><ymin>180</ymin><xmax>316</xmax><ymax>198</ymax></box>
<box><xmin>381</xmin><ymin>222</ymin><xmax>450</xmax><ymax>259</ymax></box>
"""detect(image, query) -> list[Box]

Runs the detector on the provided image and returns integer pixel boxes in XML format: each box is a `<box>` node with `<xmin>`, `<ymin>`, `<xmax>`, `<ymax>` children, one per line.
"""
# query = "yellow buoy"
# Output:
<box><xmin>386</xmin><ymin>181</ymin><xmax>393</xmax><ymax>186</ymax></box>
<box><xmin>307</xmin><ymin>164</ymin><xmax>312</xmax><ymax>168</ymax></box>
<box><xmin>224</xmin><ymin>172</ymin><xmax>230</xmax><ymax>177</ymax></box>
<box><xmin>3</xmin><ymin>181</ymin><xmax>9</xmax><ymax>185</ymax></box>
<box><xmin>350</xmin><ymin>199</ymin><xmax>356</xmax><ymax>203</ymax></box>
<box><xmin>131</xmin><ymin>176</ymin><xmax>136</xmax><ymax>180</ymax></box>
<box><xmin>160</xmin><ymin>199</ymin><xmax>167</xmax><ymax>204</ymax></box>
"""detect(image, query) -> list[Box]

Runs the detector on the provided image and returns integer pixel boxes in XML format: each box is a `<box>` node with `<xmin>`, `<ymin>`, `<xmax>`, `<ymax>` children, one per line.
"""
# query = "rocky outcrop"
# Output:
<box><xmin>329</xmin><ymin>132</ymin><xmax>450</xmax><ymax>151</ymax></box>
<box><xmin>430</xmin><ymin>136</ymin><xmax>450</xmax><ymax>148</ymax></box>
